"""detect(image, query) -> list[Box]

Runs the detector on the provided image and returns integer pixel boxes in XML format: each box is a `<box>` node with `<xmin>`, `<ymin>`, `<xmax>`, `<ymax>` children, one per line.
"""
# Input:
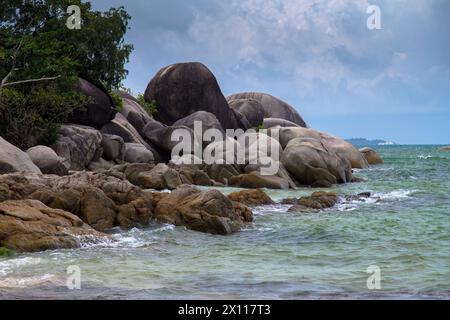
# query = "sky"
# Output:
<box><xmin>91</xmin><ymin>0</ymin><xmax>450</xmax><ymax>144</ymax></box>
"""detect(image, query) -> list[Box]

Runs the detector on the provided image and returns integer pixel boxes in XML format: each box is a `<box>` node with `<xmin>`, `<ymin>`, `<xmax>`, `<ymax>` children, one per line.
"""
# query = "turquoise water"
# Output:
<box><xmin>1</xmin><ymin>146</ymin><xmax>449</xmax><ymax>299</ymax></box>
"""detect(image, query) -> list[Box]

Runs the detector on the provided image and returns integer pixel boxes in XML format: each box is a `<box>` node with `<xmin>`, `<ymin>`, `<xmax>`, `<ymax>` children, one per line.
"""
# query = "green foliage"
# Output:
<box><xmin>0</xmin><ymin>247</ymin><xmax>15</xmax><ymax>257</ymax></box>
<box><xmin>137</xmin><ymin>93</ymin><xmax>157</xmax><ymax>116</ymax></box>
<box><xmin>256</xmin><ymin>124</ymin><xmax>265</xmax><ymax>132</ymax></box>
<box><xmin>110</xmin><ymin>92</ymin><xmax>123</xmax><ymax>112</ymax></box>
<box><xmin>0</xmin><ymin>0</ymin><xmax>133</xmax><ymax>149</ymax></box>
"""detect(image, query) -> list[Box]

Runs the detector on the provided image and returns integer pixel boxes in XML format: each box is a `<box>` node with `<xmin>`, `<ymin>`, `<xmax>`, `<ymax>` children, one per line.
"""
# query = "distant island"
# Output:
<box><xmin>346</xmin><ymin>138</ymin><xmax>396</xmax><ymax>146</ymax></box>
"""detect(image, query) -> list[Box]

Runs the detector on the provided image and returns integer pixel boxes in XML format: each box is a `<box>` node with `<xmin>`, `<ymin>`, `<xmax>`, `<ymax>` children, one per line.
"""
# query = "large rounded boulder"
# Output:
<box><xmin>52</xmin><ymin>124</ymin><xmax>103</xmax><ymax>171</ymax></box>
<box><xmin>117</xmin><ymin>91</ymin><xmax>152</xmax><ymax>135</ymax></box>
<box><xmin>275</xmin><ymin>127</ymin><xmax>368</xmax><ymax>169</ymax></box>
<box><xmin>360</xmin><ymin>147</ymin><xmax>383</xmax><ymax>165</ymax></box>
<box><xmin>68</xmin><ymin>78</ymin><xmax>117</xmax><ymax>129</ymax></box>
<box><xmin>26</xmin><ymin>145</ymin><xmax>68</xmax><ymax>176</ymax></box>
<box><xmin>144</xmin><ymin>62</ymin><xmax>240</xmax><ymax>129</ymax></box>
<box><xmin>281</xmin><ymin>137</ymin><xmax>353</xmax><ymax>187</ymax></box>
<box><xmin>173</xmin><ymin>111</ymin><xmax>225</xmax><ymax>137</ymax></box>
<box><xmin>0</xmin><ymin>137</ymin><xmax>41</xmax><ymax>174</ymax></box>
<box><xmin>227</xmin><ymin>92</ymin><xmax>307</xmax><ymax>127</ymax></box>
<box><xmin>228</xmin><ymin>98</ymin><xmax>265</xmax><ymax>128</ymax></box>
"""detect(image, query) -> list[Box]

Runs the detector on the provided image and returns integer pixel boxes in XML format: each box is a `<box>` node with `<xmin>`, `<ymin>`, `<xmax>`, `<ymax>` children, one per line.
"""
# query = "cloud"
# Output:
<box><xmin>92</xmin><ymin>0</ymin><xmax>450</xmax><ymax>119</ymax></box>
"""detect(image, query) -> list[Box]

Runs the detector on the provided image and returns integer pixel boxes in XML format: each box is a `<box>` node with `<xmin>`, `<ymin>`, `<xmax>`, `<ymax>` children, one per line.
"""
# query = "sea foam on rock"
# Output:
<box><xmin>153</xmin><ymin>185</ymin><xmax>253</xmax><ymax>235</ymax></box>
<box><xmin>0</xmin><ymin>199</ymin><xmax>106</xmax><ymax>252</ymax></box>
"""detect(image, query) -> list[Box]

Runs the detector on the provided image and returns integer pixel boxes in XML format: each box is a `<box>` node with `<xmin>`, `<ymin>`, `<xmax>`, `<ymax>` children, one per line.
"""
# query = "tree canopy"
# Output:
<box><xmin>0</xmin><ymin>0</ymin><xmax>133</xmax><ymax>148</ymax></box>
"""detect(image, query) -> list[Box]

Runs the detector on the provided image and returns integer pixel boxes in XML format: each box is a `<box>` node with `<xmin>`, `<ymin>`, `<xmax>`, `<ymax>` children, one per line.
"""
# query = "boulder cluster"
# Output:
<box><xmin>0</xmin><ymin>62</ymin><xmax>382</xmax><ymax>190</ymax></box>
<box><xmin>0</xmin><ymin>61</ymin><xmax>385</xmax><ymax>252</ymax></box>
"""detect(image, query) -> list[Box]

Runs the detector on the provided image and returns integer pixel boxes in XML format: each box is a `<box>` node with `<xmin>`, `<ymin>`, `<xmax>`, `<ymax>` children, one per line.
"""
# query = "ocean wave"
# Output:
<box><xmin>0</xmin><ymin>257</ymin><xmax>42</xmax><ymax>277</ymax></box>
<box><xmin>79</xmin><ymin>224</ymin><xmax>176</xmax><ymax>249</ymax></box>
<box><xmin>353</xmin><ymin>167</ymin><xmax>394</xmax><ymax>173</ymax></box>
<box><xmin>335</xmin><ymin>189</ymin><xmax>418</xmax><ymax>212</ymax></box>
<box><xmin>0</xmin><ymin>274</ymin><xmax>64</xmax><ymax>288</ymax></box>
<box><xmin>374</xmin><ymin>189</ymin><xmax>418</xmax><ymax>200</ymax></box>
<box><xmin>253</xmin><ymin>204</ymin><xmax>291</xmax><ymax>215</ymax></box>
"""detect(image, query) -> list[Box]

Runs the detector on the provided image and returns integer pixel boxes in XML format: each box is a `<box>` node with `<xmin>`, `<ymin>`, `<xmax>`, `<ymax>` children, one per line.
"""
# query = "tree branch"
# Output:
<box><xmin>1</xmin><ymin>75</ymin><xmax>61</xmax><ymax>87</ymax></box>
<box><xmin>0</xmin><ymin>38</ymin><xmax>24</xmax><ymax>88</ymax></box>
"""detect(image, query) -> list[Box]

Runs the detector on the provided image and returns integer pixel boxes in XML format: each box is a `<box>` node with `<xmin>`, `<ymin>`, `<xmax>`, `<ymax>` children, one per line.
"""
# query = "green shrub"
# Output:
<box><xmin>110</xmin><ymin>91</ymin><xmax>124</xmax><ymax>112</ymax></box>
<box><xmin>0</xmin><ymin>1</ymin><xmax>133</xmax><ymax>149</ymax></box>
<box><xmin>137</xmin><ymin>93</ymin><xmax>157</xmax><ymax>116</ymax></box>
<box><xmin>0</xmin><ymin>247</ymin><xmax>14</xmax><ymax>257</ymax></box>
<box><xmin>256</xmin><ymin>124</ymin><xmax>265</xmax><ymax>132</ymax></box>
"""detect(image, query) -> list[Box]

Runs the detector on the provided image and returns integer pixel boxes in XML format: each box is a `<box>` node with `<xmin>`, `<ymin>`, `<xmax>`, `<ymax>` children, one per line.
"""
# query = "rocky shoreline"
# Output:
<box><xmin>0</xmin><ymin>62</ymin><xmax>383</xmax><ymax>253</ymax></box>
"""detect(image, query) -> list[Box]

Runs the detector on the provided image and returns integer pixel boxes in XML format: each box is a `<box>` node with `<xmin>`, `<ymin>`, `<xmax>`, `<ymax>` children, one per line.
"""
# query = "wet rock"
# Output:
<box><xmin>0</xmin><ymin>171</ymin><xmax>155</xmax><ymax>231</ymax></box>
<box><xmin>154</xmin><ymin>185</ymin><xmax>253</xmax><ymax>235</ymax></box>
<box><xmin>280</xmin><ymin>198</ymin><xmax>298</xmax><ymax>205</ymax></box>
<box><xmin>0</xmin><ymin>199</ymin><xmax>106</xmax><ymax>252</ymax></box>
<box><xmin>360</xmin><ymin>147</ymin><xmax>383</xmax><ymax>165</ymax></box>
<box><xmin>228</xmin><ymin>172</ymin><xmax>291</xmax><ymax>190</ymax></box>
<box><xmin>288</xmin><ymin>192</ymin><xmax>338</xmax><ymax>213</ymax></box>
<box><xmin>228</xmin><ymin>189</ymin><xmax>275</xmax><ymax>207</ymax></box>
<box><xmin>345</xmin><ymin>192</ymin><xmax>371</xmax><ymax>202</ymax></box>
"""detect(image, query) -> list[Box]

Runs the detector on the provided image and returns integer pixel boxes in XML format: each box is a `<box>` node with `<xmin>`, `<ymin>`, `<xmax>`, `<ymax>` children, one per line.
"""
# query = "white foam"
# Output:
<box><xmin>253</xmin><ymin>205</ymin><xmax>290</xmax><ymax>215</ymax></box>
<box><xmin>374</xmin><ymin>189</ymin><xmax>418</xmax><ymax>200</ymax></box>
<box><xmin>0</xmin><ymin>273</ymin><xmax>64</xmax><ymax>288</ymax></box>
<box><xmin>0</xmin><ymin>257</ymin><xmax>42</xmax><ymax>277</ymax></box>
<box><xmin>79</xmin><ymin>224</ymin><xmax>176</xmax><ymax>249</ymax></box>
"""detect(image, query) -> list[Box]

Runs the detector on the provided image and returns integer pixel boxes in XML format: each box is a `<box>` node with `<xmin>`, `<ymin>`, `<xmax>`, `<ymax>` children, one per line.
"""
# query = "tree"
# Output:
<box><xmin>0</xmin><ymin>0</ymin><xmax>133</xmax><ymax>149</ymax></box>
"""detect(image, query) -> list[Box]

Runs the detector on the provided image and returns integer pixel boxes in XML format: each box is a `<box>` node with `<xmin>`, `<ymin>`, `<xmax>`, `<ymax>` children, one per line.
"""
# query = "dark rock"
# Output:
<box><xmin>227</xmin><ymin>92</ymin><xmax>307</xmax><ymax>127</ymax></box>
<box><xmin>288</xmin><ymin>192</ymin><xmax>338</xmax><ymax>213</ymax></box>
<box><xmin>68</xmin><ymin>78</ymin><xmax>117</xmax><ymax>129</ymax></box>
<box><xmin>263</xmin><ymin>118</ymin><xmax>300</xmax><ymax>128</ymax></box>
<box><xmin>228</xmin><ymin>98</ymin><xmax>265</xmax><ymax>128</ymax></box>
<box><xmin>145</xmin><ymin>62</ymin><xmax>240</xmax><ymax>129</ymax></box>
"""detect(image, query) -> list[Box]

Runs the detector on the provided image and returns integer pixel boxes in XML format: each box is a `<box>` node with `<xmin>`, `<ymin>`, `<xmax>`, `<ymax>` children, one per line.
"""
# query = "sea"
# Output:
<box><xmin>0</xmin><ymin>145</ymin><xmax>449</xmax><ymax>299</ymax></box>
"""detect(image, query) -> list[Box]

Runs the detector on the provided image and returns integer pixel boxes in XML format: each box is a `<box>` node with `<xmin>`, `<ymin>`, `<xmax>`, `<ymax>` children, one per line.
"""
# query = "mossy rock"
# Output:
<box><xmin>0</xmin><ymin>247</ymin><xmax>15</xmax><ymax>257</ymax></box>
